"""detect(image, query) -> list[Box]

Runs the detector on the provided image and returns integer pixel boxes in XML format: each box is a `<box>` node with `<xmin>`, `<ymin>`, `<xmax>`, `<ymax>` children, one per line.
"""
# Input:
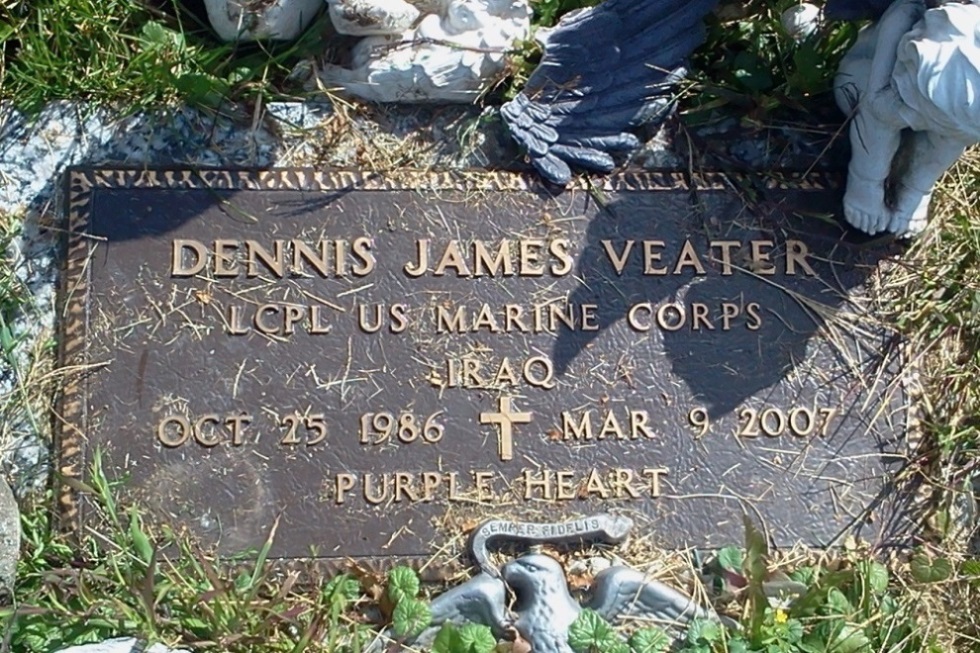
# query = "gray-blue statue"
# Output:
<box><xmin>824</xmin><ymin>0</ymin><xmax>898</xmax><ymax>20</ymax></box>
<box><xmin>829</xmin><ymin>0</ymin><xmax>980</xmax><ymax>236</ymax></box>
<box><xmin>368</xmin><ymin>515</ymin><xmax>719</xmax><ymax>653</ymax></box>
<box><xmin>500</xmin><ymin>0</ymin><xmax>719</xmax><ymax>185</ymax></box>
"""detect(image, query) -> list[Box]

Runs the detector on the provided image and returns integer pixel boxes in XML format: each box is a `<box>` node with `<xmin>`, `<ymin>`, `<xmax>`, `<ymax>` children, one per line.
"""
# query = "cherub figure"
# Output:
<box><xmin>833</xmin><ymin>0</ymin><xmax>980</xmax><ymax>236</ymax></box>
<box><xmin>319</xmin><ymin>0</ymin><xmax>530</xmax><ymax>102</ymax></box>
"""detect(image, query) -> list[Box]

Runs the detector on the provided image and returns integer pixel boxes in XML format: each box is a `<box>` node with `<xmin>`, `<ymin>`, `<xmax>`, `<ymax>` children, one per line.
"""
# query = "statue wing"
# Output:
<box><xmin>500</xmin><ymin>0</ymin><xmax>718</xmax><ymax>185</ymax></box>
<box><xmin>427</xmin><ymin>572</ymin><xmax>510</xmax><ymax>635</ymax></box>
<box><xmin>824</xmin><ymin>0</ymin><xmax>896</xmax><ymax>21</ymax></box>
<box><xmin>368</xmin><ymin>573</ymin><xmax>510</xmax><ymax>652</ymax></box>
<box><xmin>584</xmin><ymin>566</ymin><xmax>712</xmax><ymax>630</ymax></box>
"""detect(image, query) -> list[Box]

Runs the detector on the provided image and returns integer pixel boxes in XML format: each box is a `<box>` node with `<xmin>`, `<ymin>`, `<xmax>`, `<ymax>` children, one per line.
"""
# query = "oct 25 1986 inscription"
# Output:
<box><xmin>58</xmin><ymin>168</ymin><xmax>911</xmax><ymax>564</ymax></box>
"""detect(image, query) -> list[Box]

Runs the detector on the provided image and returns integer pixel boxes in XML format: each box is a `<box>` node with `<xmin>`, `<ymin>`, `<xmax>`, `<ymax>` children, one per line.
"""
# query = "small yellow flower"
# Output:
<box><xmin>774</xmin><ymin>609</ymin><xmax>789</xmax><ymax>625</ymax></box>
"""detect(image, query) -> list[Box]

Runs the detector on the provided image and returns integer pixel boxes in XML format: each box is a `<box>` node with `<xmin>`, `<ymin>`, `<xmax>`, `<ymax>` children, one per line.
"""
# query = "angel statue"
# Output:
<box><xmin>318</xmin><ymin>0</ymin><xmax>531</xmax><ymax>103</ymax></box>
<box><xmin>829</xmin><ymin>0</ymin><xmax>980</xmax><ymax>236</ymax></box>
<box><xmin>367</xmin><ymin>515</ymin><xmax>721</xmax><ymax>653</ymax></box>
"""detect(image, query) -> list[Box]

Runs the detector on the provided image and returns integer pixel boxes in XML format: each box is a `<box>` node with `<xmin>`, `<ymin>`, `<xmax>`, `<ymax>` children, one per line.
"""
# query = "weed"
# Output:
<box><xmin>375</xmin><ymin>566</ymin><xmax>496</xmax><ymax>653</ymax></box>
<box><xmin>564</xmin><ymin>516</ymin><xmax>963</xmax><ymax>653</ymax></box>
<box><xmin>530</xmin><ymin>0</ymin><xmax>600</xmax><ymax>25</ymax></box>
<box><xmin>690</xmin><ymin>1</ymin><xmax>857</xmax><ymax>123</ymax></box>
<box><xmin>0</xmin><ymin>209</ymin><xmax>52</xmax><ymax>467</ymax></box>
<box><xmin>2</xmin><ymin>452</ymin><xmax>372</xmax><ymax>652</ymax></box>
<box><xmin>0</xmin><ymin>0</ymin><xmax>327</xmax><ymax>115</ymax></box>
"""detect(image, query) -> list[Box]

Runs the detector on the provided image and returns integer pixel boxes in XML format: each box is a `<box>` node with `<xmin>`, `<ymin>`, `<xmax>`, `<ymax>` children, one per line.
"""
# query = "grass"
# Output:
<box><xmin>0</xmin><ymin>0</ymin><xmax>331</xmax><ymax>116</ymax></box>
<box><xmin>0</xmin><ymin>210</ymin><xmax>55</xmax><ymax>477</ymax></box>
<box><xmin>883</xmin><ymin>150</ymin><xmax>980</xmax><ymax>544</ymax></box>
<box><xmin>0</xmin><ymin>0</ymin><xmax>979</xmax><ymax>651</ymax></box>
<box><xmin>2</xmin><ymin>455</ymin><xmax>373</xmax><ymax>652</ymax></box>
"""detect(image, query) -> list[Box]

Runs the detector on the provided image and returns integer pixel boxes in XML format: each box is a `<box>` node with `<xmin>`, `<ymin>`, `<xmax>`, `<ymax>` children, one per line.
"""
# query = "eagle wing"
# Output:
<box><xmin>427</xmin><ymin>572</ymin><xmax>510</xmax><ymax>636</ymax></box>
<box><xmin>585</xmin><ymin>566</ymin><xmax>712</xmax><ymax>631</ymax></box>
<box><xmin>500</xmin><ymin>0</ymin><xmax>718</xmax><ymax>185</ymax></box>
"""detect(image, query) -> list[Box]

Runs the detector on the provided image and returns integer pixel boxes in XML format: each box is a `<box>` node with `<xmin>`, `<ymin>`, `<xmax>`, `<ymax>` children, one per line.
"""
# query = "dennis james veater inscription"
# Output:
<box><xmin>57</xmin><ymin>168</ymin><xmax>908</xmax><ymax>564</ymax></box>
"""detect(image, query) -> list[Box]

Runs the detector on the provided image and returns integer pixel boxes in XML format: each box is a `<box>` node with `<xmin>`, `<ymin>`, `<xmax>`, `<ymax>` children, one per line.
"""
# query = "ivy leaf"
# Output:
<box><xmin>833</xmin><ymin>623</ymin><xmax>872</xmax><ymax>653</ymax></box>
<box><xmin>323</xmin><ymin>574</ymin><xmax>360</xmax><ymax>608</ymax></box>
<box><xmin>391</xmin><ymin>598</ymin><xmax>430</xmax><ymax>638</ymax></box>
<box><xmin>457</xmin><ymin>624</ymin><xmax>496</xmax><ymax>653</ymax></box>
<box><xmin>388</xmin><ymin>566</ymin><xmax>421</xmax><ymax>604</ymax></box>
<box><xmin>568</xmin><ymin>609</ymin><xmax>617</xmax><ymax>652</ymax></box>
<box><xmin>910</xmin><ymin>554</ymin><xmax>952</xmax><ymax>584</ymax></box>
<box><xmin>784</xmin><ymin>619</ymin><xmax>804</xmax><ymax>643</ymax></box>
<box><xmin>826</xmin><ymin>587</ymin><xmax>853</xmax><ymax>615</ymax></box>
<box><xmin>686</xmin><ymin>618</ymin><xmax>724</xmax><ymax>645</ymax></box>
<box><xmin>790</xmin><ymin>566</ymin><xmax>816</xmax><ymax>586</ymax></box>
<box><xmin>879</xmin><ymin>594</ymin><xmax>898</xmax><ymax>617</ymax></box>
<box><xmin>630</xmin><ymin>627</ymin><xmax>671</xmax><ymax>653</ymax></box>
<box><xmin>432</xmin><ymin>624</ymin><xmax>458</xmax><ymax>653</ymax></box>
<box><xmin>728</xmin><ymin>639</ymin><xmax>751</xmax><ymax>653</ymax></box>
<box><xmin>858</xmin><ymin>561</ymin><xmax>889</xmax><ymax>595</ymax></box>
<box><xmin>607</xmin><ymin>640</ymin><xmax>631</xmax><ymax>653</ymax></box>
<box><xmin>141</xmin><ymin>21</ymin><xmax>170</xmax><ymax>46</ymax></box>
<box><xmin>716</xmin><ymin>546</ymin><xmax>743</xmax><ymax>572</ymax></box>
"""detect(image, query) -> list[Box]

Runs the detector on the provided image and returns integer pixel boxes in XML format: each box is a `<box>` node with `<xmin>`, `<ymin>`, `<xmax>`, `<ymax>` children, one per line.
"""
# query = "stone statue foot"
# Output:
<box><xmin>889</xmin><ymin>180</ymin><xmax>936</xmax><ymax>235</ymax></box>
<box><xmin>842</xmin><ymin>169</ymin><xmax>891</xmax><ymax>234</ymax></box>
<box><xmin>843</xmin><ymin>203</ymin><xmax>893</xmax><ymax>235</ymax></box>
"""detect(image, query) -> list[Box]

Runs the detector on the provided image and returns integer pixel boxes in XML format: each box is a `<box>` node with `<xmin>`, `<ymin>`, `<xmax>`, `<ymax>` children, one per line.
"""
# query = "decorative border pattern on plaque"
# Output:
<box><xmin>55</xmin><ymin>166</ymin><xmax>846</xmax><ymax>570</ymax></box>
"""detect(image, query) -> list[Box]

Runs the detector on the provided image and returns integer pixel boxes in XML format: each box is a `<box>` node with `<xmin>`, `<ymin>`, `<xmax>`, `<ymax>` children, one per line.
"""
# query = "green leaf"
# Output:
<box><xmin>174</xmin><ymin>73</ymin><xmax>228</xmax><ymax>108</ymax></box>
<box><xmin>728</xmin><ymin>639</ymin><xmax>751</xmax><ymax>653</ymax></box>
<box><xmin>432</xmin><ymin>624</ymin><xmax>457</xmax><ymax>653</ymax></box>
<box><xmin>910</xmin><ymin>554</ymin><xmax>952</xmax><ymax>584</ymax></box>
<box><xmin>961</xmin><ymin>559</ymin><xmax>980</xmax><ymax>578</ymax></box>
<box><xmin>790</xmin><ymin>566</ymin><xmax>816</xmax><ymax>586</ymax></box>
<box><xmin>391</xmin><ymin>598</ymin><xmax>430</xmax><ymax>638</ymax></box>
<box><xmin>784</xmin><ymin>619</ymin><xmax>804</xmax><ymax>644</ymax></box>
<box><xmin>716</xmin><ymin>546</ymin><xmax>743</xmax><ymax>572</ymax></box>
<box><xmin>607</xmin><ymin>640</ymin><xmax>630</xmax><ymax>653</ymax></box>
<box><xmin>0</xmin><ymin>21</ymin><xmax>15</xmax><ymax>44</ymax></box>
<box><xmin>686</xmin><ymin>618</ymin><xmax>724</xmax><ymax>645</ymax></box>
<box><xmin>832</xmin><ymin>623</ymin><xmax>872</xmax><ymax>653</ymax></box>
<box><xmin>457</xmin><ymin>624</ymin><xmax>496</xmax><ymax>653</ymax></box>
<box><xmin>798</xmin><ymin>639</ymin><xmax>825</xmax><ymax>653</ymax></box>
<box><xmin>323</xmin><ymin>574</ymin><xmax>360</xmax><ymax>607</ymax></box>
<box><xmin>732</xmin><ymin>51</ymin><xmax>774</xmax><ymax>93</ymax></box>
<box><xmin>388</xmin><ymin>566</ymin><xmax>421</xmax><ymax>604</ymax></box>
<box><xmin>128</xmin><ymin>507</ymin><xmax>153</xmax><ymax>565</ymax></box>
<box><xmin>879</xmin><ymin>594</ymin><xmax>898</xmax><ymax>617</ymax></box>
<box><xmin>140</xmin><ymin>21</ymin><xmax>175</xmax><ymax>47</ymax></box>
<box><xmin>858</xmin><ymin>561</ymin><xmax>888</xmax><ymax>595</ymax></box>
<box><xmin>630</xmin><ymin>627</ymin><xmax>671</xmax><ymax>653</ymax></box>
<box><xmin>826</xmin><ymin>588</ymin><xmax>853</xmax><ymax>615</ymax></box>
<box><xmin>234</xmin><ymin>570</ymin><xmax>252</xmax><ymax>592</ymax></box>
<box><xmin>568</xmin><ymin>609</ymin><xmax>617</xmax><ymax>652</ymax></box>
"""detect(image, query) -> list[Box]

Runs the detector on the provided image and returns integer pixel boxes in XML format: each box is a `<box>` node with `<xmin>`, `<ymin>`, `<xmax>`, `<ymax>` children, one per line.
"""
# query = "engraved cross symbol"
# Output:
<box><xmin>480</xmin><ymin>396</ymin><xmax>532</xmax><ymax>462</ymax></box>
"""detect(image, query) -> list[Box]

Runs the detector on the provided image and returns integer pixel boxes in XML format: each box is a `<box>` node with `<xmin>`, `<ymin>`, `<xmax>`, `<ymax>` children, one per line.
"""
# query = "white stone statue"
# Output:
<box><xmin>204</xmin><ymin>0</ymin><xmax>323</xmax><ymax>41</ymax></box>
<box><xmin>835</xmin><ymin>0</ymin><xmax>980</xmax><ymax>236</ymax></box>
<box><xmin>317</xmin><ymin>0</ymin><xmax>531</xmax><ymax>103</ymax></box>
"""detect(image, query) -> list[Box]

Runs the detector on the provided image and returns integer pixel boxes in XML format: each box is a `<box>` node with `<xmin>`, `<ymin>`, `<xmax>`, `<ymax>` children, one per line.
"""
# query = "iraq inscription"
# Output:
<box><xmin>58</xmin><ymin>168</ymin><xmax>909</xmax><ymax>564</ymax></box>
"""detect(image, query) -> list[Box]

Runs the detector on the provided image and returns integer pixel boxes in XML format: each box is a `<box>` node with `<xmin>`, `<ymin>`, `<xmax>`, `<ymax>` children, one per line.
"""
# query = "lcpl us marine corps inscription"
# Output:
<box><xmin>58</xmin><ymin>169</ymin><xmax>909</xmax><ymax>562</ymax></box>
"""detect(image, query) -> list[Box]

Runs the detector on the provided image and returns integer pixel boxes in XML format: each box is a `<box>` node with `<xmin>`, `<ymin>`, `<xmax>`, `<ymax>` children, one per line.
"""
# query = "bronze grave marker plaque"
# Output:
<box><xmin>58</xmin><ymin>168</ymin><xmax>910</xmax><ymax>564</ymax></box>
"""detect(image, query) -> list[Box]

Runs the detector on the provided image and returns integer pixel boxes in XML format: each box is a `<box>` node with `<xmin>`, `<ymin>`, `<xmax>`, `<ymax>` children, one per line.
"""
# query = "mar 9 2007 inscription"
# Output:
<box><xmin>57</xmin><ymin>168</ymin><xmax>911</xmax><ymax>565</ymax></box>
